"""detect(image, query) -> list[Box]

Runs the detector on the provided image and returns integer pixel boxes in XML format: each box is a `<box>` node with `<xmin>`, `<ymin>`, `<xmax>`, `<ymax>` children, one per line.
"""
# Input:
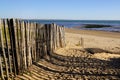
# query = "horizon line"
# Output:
<box><xmin>1</xmin><ymin>17</ymin><xmax>120</xmax><ymax>21</ymax></box>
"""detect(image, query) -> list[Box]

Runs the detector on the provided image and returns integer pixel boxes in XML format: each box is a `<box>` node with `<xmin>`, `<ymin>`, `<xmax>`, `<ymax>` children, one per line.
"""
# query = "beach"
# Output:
<box><xmin>52</xmin><ymin>28</ymin><xmax>120</xmax><ymax>79</ymax></box>
<box><xmin>56</xmin><ymin>28</ymin><xmax>120</xmax><ymax>59</ymax></box>
<box><xmin>2</xmin><ymin>0</ymin><xmax>120</xmax><ymax>79</ymax></box>
<box><xmin>14</xmin><ymin>27</ymin><xmax>120</xmax><ymax>80</ymax></box>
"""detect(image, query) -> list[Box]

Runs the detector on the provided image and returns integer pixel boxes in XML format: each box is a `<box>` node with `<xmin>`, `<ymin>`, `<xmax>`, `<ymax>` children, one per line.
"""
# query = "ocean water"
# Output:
<box><xmin>26</xmin><ymin>20</ymin><xmax>120</xmax><ymax>32</ymax></box>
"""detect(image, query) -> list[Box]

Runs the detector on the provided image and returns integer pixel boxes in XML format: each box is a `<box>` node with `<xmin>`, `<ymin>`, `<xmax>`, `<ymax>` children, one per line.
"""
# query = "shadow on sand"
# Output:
<box><xmin>33</xmin><ymin>50</ymin><xmax>120</xmax><ymax>78</ymax></box>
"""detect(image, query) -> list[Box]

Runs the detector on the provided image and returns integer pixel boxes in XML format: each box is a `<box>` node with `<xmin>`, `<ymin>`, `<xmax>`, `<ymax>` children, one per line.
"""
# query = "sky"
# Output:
<box><xmin>0</xmin><ymin>0</ymin><xmax>120</xmax><ymax>20</ymax></box>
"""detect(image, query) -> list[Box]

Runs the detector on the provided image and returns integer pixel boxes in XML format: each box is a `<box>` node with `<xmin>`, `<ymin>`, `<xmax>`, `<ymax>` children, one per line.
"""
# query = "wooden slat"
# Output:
<box><xmin>16</xmin><ymin>20</ymin><xmax>22</xmax><ymax>73</ymax></box>
<box><xmin>56</xmin><ymin>25</ymin><xmax>59</xmax><ymax>48</ymax></box>
<box><xmin>39</xmin><ymin>24</ymin><xmax>44</xmax><ymax>58</ymax></box>
<box><xmin>27</xmin><ymin>22</ymin><xmax>32</xmax><ymax>67</ymax></box>
<box><xmin>30</xmin><ymin>23</ymin><xmax>34</xmax><ymax>61</ymax></box>
<box><xmin>63</xmin><ymin>26</ymin><xmax>65</xmax><ymax>47</ymax></box>
<box><xmin>4</xmin><ymin>19</ymin><xmax>13</xmax><ymax>78</ymax></box>
<box><xmin>29</xmin><ymin>22</ymin><xmax>33</xmax><ymax>64</ymax></box>
<box><xmin>0</xmin><ymin>19</ymin><xmax>5</xmax><ymax>79</ymax></box>
<box><xmin>0</xmin><ymin>54</ymin><xmax>4</xmax><ymax>80</ymax></box>
<box><xmin>43</xmin><ymin>24</ymin><xmax>47</xmax><ymax>59</ymax></box>
<box><xmin>8</xmin><ymin>19</ymin><xmax>17</xmax><ymax>76</ymax></box>
<box><xmin>61</xmin><ymin>26</ymin><xmax>65</xmax><ymax>47</ymax></box>
<box><xmin>37</xmin><ymin>24</ymin><xmax>41</xmax><ymax>59</ymax></box>
<box><xmin>21</xmin><ymin>21</ymin><xmax>27</xmax><ymax>70</ymax></box>
<box><xmin>34</xmin><ymin>23</ymin><xmax>37</xmax><ymax>61</ymax></box>
<box><xmin>53</xmin><ymin>23</ymin><xmax>57</xmax><ymax>50</ymax></box>
<box><xmin>13</xmin><ymin>19</ymin><xmax>21</xmax><ymax>74</ymax></box>
<box><xmin>0</xmin><ymin>19</ymin><xmax>9</xmax><ymax>79</ymax></box>
<box><xmin>46</xmin><ymin>24</ymin><xmax>50</xmax><ymax>56</ymax></box>
<box><xmin>18</xmin><ymin>20</ymin><xmax>24</xmax><ymax>73</ymax></box>
<box><xmin>36</xmin><ymin>23</ymin><xmax>39</xmax><ymax>61</ymax></box>
<box><xmin>23</xmin><ymin>21</ymin><xmax>28</xmax><ymax>67</ymax></box>
<box><xmin>59</xmin><ymin>26</ymin><xmax>62</xmax><ymax>47</ymax></box>
<box><xmin>24</xmin><ymin>21</ymin><xmax>28</xmax><ymax>67</ymax></box>
<box><xmin>50</xmin><ymin>24</ymin><xmax>53</xmax><ymax>55</ymax></box>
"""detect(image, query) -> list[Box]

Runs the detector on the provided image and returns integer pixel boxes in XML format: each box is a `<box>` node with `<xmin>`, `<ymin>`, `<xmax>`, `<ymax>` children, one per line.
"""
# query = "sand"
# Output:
<box><xmin>55</xmin><ymin>29</ymin><xmax>120</xmax><ymax>54</ymax></box>
<box><xmin>53</xmin><ymin>28</ymin><xmax>120</xmax><ymax>79</ymax></box>
<box><xmin>15</xmin><ymin>28</ymin><xmax>120</xmax><ymax>80</ymax></box>
<box><xmin>55</xmin><ymin>28</ymin><xmax>120</xmax><ymax>60</ymax></box>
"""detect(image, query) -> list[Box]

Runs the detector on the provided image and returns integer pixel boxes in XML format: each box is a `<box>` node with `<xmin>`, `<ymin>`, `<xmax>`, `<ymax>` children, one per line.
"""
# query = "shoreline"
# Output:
<box><xmin>65</xmin><ymin>28</ymin><xmax>120</xmax><ymax>39</ymax></box>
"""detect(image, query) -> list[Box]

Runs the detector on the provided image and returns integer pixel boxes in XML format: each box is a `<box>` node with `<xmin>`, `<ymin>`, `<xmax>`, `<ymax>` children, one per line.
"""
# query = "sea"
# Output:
<box><xmin>26</xmin><ymin>20</ymin><xmax>120</xmax><ymax>32</ymax></box>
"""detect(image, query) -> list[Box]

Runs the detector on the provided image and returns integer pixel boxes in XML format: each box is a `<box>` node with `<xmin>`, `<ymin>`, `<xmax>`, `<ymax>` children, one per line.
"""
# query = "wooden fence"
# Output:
<box><xmin>0</xmin><ymin>18</ymin><xmax>65</xmax><ymax>79</ymax></box>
